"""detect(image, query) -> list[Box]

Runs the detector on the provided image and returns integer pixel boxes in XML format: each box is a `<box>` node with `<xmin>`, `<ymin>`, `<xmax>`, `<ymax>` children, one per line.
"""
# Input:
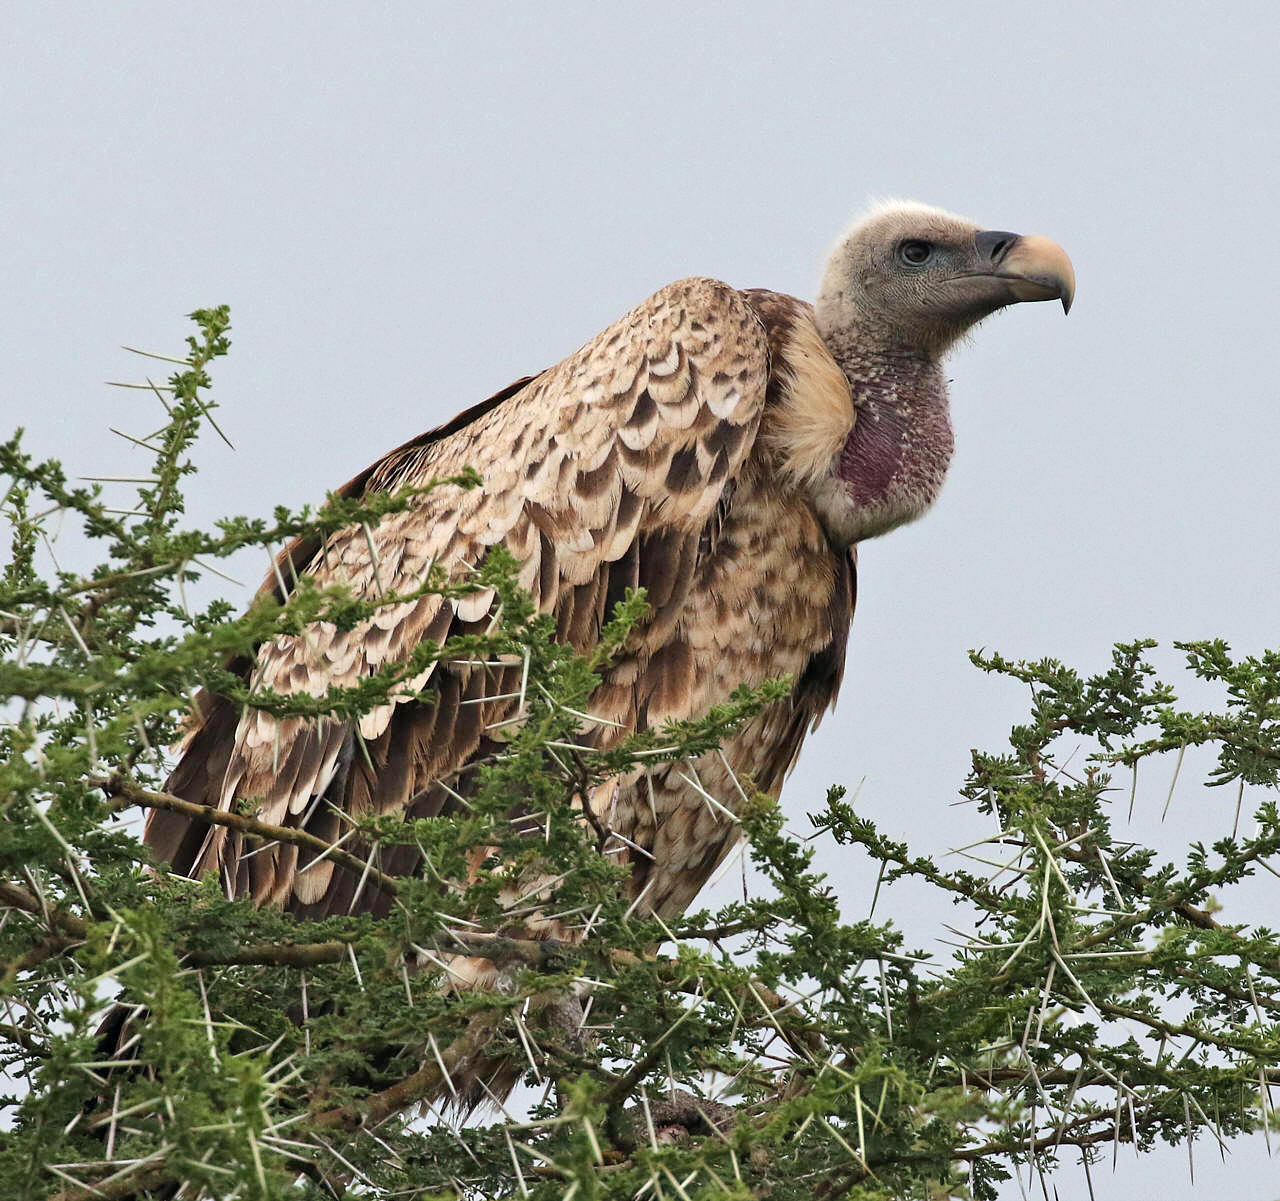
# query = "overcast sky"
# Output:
<box><xmin>3</xmin><ymin>4</ymin><xmax>1277</xmax><ymax>1195</ymax></box>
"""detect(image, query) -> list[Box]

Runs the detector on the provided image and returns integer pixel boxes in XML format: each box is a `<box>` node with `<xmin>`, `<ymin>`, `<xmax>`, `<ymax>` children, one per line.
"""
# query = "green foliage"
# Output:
<box><xmin>0</xmin><ymin>312</ymin><xmax>1277</xmax><ymax>1200</ymax></box>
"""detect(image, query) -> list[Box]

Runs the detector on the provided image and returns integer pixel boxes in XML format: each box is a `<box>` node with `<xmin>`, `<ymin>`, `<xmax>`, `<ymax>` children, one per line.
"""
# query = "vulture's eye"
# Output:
<box><xmin>897</xmin><ymin>240</ymin><xmax>934</xmax><ymax>267</ymax></box>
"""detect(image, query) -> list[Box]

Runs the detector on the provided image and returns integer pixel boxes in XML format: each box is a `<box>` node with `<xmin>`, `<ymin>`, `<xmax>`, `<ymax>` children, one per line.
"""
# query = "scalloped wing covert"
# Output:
<box><xmin>147</xmin><ymin>277</ymin><xmax>773</xmax><ymax>913</ymax></box>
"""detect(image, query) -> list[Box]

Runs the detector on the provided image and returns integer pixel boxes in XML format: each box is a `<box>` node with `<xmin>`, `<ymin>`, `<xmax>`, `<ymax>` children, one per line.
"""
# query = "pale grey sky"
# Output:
<box><xmin>3</xmin><ymin>3</ymin><xmax>1277</xmax><ymax>1195</ymax></box>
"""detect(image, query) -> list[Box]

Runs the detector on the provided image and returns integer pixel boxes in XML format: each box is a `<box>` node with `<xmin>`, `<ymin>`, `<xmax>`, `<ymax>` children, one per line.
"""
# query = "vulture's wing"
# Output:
<box><xmin>147</xmin><ymin>277</ymin><xmax>771</xmax><ymax>915</ymax></box>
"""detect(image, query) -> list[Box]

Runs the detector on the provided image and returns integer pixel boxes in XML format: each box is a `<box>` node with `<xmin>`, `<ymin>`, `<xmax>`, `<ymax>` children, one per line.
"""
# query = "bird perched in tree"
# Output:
<box><xmin>148</xmin><ymin>202</ymin><xmax>1073</xmax><ymax>943</ymax></box>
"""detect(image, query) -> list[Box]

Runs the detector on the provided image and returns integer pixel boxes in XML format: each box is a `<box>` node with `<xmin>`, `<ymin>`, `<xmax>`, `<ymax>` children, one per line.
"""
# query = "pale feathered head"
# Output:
<box><xmin>816</xmin><ymin>200</ymin><xmax>1074</xmax><ymax>356</ymax></box>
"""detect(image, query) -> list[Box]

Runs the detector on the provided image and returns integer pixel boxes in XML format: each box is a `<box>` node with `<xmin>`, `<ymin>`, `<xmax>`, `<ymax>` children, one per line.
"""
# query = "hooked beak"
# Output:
<box><xmin>973</xmin><ymin>230</ymin><xmax>1076</xmax><ymax>314</ymax></box>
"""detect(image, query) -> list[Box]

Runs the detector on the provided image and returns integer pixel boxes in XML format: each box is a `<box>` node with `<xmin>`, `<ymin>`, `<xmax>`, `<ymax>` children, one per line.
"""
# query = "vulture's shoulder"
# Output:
<box><xmin>253</xmin><ymin>277</ymin><xmax>790</xmax><ymax>605</ymax></box>
<box><xmin>365</xmin><ymin>276</ymin><xmax>777</xmax><ymax>500</ymax></box>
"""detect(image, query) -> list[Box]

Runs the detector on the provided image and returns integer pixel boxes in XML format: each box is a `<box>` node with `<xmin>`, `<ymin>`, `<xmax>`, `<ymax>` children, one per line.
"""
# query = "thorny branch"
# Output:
<box><xmin>90</xmin><ymin>774</ymin><xmax>402</xmax><ymax>900</ymax></box>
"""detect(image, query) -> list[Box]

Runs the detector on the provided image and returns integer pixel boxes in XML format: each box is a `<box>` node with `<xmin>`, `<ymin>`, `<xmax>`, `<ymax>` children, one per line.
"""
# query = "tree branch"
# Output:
<box><xmin>92</xmin><ymin>774</ymin><xmax>401</xmax><ymax>900</ymax></box>
<box><xmin>309</xmin><ymin>1010</ymin><xmax>502</xmax><ymax>1131</ymax></box>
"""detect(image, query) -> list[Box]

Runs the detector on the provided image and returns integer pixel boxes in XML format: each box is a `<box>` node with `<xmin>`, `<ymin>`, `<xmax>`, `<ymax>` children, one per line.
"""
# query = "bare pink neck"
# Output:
<box><xmin>834</xmin><ymin>349</ymin><xmax>955</xmax><ymax>537</ymax></box>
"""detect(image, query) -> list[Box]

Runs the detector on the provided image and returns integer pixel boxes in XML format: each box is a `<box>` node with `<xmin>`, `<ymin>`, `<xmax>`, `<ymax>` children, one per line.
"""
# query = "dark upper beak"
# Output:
<box><xmin>974</xmin><ymin>230</ymin><xmax>1076</xmax><ymax>313</ymax></box>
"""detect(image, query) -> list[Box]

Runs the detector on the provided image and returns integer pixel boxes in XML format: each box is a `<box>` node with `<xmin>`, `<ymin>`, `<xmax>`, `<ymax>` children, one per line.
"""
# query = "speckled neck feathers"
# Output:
<box><xmin>834</xmin><ymin>352</ymin><xmax>953</xmax><ymax>542</ymax></box>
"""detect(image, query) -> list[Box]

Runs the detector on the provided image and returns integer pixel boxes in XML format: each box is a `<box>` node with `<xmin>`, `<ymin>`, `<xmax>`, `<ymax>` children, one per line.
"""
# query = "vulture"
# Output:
<box><xmin>148</xmin><ymin>202</ymin><xmax>1073</xmax><ymax>950</ymax></box>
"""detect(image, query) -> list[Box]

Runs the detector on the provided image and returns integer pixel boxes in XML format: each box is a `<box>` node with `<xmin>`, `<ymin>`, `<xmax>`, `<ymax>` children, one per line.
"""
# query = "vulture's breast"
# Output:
<box><xmin>594</xmin><ymin>468</ymin><xmax>851</xmax><ymax>917</ymax></box>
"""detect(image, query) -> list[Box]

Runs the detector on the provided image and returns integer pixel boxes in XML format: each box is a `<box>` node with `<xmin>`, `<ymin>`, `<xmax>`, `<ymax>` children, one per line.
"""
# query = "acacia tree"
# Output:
<box><xmin>1</xmin><ymin>309</ymin><xmax>1277</xmax><ymax>1200</ymax></box>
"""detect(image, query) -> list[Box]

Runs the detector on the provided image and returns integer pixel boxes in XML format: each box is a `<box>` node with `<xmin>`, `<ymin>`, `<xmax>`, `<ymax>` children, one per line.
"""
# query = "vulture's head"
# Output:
<box><xmin>815</xmin><ymin>201</ymin><xmax>1075</xmax><ymax>357</ymax></box>
<box><xmin>791</xmin><ymin>201</ymin><xmax>1074</xmax><ymax>545</ymax></box>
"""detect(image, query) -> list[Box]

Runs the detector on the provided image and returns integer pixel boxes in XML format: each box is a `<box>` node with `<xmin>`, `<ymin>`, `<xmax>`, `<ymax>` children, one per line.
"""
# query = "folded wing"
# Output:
<box><xmin>147</xmin><ymin>277</ymin><xmax>771</xmax><ymax>915</ymax></box>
